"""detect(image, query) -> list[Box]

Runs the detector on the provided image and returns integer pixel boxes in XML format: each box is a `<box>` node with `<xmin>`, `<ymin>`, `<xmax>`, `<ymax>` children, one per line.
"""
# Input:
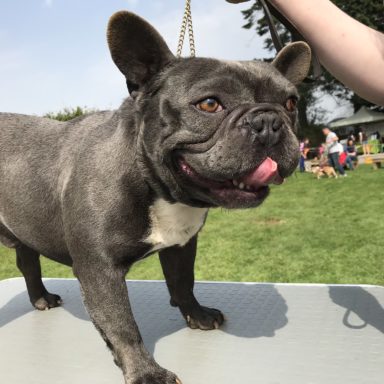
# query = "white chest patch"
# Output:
<box><xmin>144</xmin><ymin>199</ymin><xmax>208</xmax><ymax>253</ymax></box>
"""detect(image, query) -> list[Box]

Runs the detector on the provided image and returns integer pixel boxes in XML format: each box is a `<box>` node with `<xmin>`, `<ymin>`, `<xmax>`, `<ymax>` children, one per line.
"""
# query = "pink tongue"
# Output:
<box><xmin>241</xmin><ymin>157</ymin><xmax>284</xmax><ymax>188</ymax></box>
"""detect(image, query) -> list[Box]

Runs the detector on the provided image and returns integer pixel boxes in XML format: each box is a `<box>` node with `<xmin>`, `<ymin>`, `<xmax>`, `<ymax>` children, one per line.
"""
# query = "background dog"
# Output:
<box><xmin>312</xmin><ymin>165</ymin><xmax>338</xmax><ymax>179</ymax></box>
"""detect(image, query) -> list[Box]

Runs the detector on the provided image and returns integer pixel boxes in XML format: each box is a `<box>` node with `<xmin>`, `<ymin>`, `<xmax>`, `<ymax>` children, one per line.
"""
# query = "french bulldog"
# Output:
<box><xmin>0</xmin><ymin>11</ymin><xmax>311</xmax><ymax>384</ymax></box>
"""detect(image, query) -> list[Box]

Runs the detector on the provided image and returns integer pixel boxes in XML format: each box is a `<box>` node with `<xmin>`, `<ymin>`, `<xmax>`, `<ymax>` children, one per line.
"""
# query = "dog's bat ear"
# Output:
<box><xmin>107</xmin><ymin>11</ymin><xmax>175</xmax><ymax>92</ymax></box>
<box><xmin>272</xmin><ymin>42</ymin><xmax>311</xmax><ymax>85</ymax></box>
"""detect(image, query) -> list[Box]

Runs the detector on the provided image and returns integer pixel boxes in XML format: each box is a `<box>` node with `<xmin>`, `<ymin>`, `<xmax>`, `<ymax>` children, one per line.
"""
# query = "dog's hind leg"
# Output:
<box><xmin>159</xmin><ymin>235</ymin><xmax>224</xmax><ymax>330</ymax></box>
<box><xmin>16</xmin><ymin>244</ymin><xmax>62</xmax><ymax>310</ymax></box>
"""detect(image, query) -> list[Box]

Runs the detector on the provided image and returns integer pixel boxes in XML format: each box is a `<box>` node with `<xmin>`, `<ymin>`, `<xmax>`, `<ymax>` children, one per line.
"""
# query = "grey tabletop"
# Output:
<box><xmin>0</xmin><ymin>278</ymin><xmax>383</xmax><ymax>384</ymax></box>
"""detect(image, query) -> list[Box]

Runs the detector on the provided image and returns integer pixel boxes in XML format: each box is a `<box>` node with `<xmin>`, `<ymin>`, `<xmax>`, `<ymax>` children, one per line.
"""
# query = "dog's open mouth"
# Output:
<box><xmin>175</xmin><ymin>156</ymin><xmax>284</xmax><ymax>207</ymax></box>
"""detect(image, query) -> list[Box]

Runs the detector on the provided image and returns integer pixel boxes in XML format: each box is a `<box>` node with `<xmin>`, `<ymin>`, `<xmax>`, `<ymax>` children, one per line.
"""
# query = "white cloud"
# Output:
<box><xmin>44</xmin><ymin>0</ymin><xmax>53</xmax><ymax>8</ymax></box>
<box><xmin>125</xmin><ymin>0</ymin><xmax>139</xmax><ymax>8</ymax></box>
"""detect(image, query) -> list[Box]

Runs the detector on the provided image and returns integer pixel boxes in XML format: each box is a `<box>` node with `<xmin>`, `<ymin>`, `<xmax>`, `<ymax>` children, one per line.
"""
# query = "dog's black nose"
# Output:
<box><xmin>249</xmin><ymin>112</ymin><xmax>283</xmax><ymax>146</ymax></box>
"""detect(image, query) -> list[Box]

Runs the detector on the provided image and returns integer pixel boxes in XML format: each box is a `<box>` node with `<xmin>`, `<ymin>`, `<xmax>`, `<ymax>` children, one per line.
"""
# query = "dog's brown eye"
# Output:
<box><xmin>196</xmin><ymin>98</ymin><xmax>223</xmax><ymax>113</ymax></box>
<box><xmin>285</xmin><ymin>97</ymin><xmax>298</xmax><ymax>112</ymax></box>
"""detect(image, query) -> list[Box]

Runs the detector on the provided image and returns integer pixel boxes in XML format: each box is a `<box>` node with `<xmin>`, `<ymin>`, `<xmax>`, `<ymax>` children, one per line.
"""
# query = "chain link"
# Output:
<box><xmin>176</xmin><ymin>0</ymin><xmax>195</xmax><ymax>58</ymax></box>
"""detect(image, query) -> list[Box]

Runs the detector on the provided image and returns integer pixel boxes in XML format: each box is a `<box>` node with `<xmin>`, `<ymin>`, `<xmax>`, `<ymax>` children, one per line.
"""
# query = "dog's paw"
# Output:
<box><xmin>33</xmin><ymin>292</ymin><xmax>62</xmax><ymax>310</ymax></box>
<box><xmin>131</xmin><ymin>369</ymin><xmax>182</xmax><ymax>384</ymax></box>
<box><xmin>184</xmin><ymin>305</ymin><xmax>224</xmax><ymax>330</ymax></box>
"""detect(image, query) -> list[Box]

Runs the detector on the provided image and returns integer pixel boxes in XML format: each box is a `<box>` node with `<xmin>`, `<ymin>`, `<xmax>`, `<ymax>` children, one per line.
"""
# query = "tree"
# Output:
<box><xmin>44</xmin><ymin>106</ymin><xmax>92</xmax><ymax>121</ymax></box>
<box><xmin>242</xmin><ymin>0</ymin><xmax>383</xmax><ymax>143</ymax></box>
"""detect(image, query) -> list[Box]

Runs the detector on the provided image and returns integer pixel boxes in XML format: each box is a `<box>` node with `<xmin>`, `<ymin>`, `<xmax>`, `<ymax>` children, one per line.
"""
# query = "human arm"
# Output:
<box><xmin>267</xmin><ymin>0</ymin><xmax>384</xmax><ymax>106</ymax></box>
<box><xmin>326</xmin><ymin>132</ymin><xmax>339</xmax><ymax>144</ymax></box>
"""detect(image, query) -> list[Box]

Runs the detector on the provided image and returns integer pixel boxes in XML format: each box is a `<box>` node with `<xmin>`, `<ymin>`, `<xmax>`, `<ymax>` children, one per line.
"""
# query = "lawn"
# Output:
<box><xmin>1</xmin><ymin>165</ymin><xmax>383</xmax><ymax>285</ymax></box>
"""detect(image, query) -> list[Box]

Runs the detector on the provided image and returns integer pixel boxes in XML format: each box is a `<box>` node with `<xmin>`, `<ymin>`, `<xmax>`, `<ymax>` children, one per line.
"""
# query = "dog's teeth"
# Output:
<box><xmin>239</xmin><ymin>182</ymin><xmax>245</xmax><ymax>190</ymax></box>
<box><xmin>232</xmin><ymin>180</ymin><xmax>238</xmax><ymax>187</ymax></box>
<box><xmin>245</xmin><ymin>185</ymin><xmax>251</xmax><ymax>191</ymax></box>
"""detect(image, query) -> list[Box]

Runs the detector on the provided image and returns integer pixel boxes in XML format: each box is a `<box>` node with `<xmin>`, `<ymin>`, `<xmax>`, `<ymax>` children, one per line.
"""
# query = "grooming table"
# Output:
<box><xmin>0</xmin><ymin>278</ymin><xmax>383</xmax><ymax>384</ymax></box>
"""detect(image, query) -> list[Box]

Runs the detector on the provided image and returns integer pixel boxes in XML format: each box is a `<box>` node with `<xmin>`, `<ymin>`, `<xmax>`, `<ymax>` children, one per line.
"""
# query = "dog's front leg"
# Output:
<box><xmin>73</xmin><ymin>259</ymin><xmax>181</xmax><ymax>384</ymax></box>
<box><xmin>159</xmin><ymin>236</ymin><xmax>224</xmax><ymax>330</ymax></box>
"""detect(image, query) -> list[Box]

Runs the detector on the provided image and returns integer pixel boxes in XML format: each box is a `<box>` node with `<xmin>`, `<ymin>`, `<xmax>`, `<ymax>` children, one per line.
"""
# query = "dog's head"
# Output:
<box><xmin>107</xmin><ymin>11</ymin><xmax>311</xmax><ymax>209</ymax></box>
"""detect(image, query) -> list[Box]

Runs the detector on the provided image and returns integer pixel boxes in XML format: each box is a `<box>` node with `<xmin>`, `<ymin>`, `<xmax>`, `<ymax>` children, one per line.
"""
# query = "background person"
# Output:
<box><xmin>318</xmin><ymin>143</ymin><xmax>325</xmax><ymax>159</ymax></box>
<box><xmin>318</xmin><ymin>143</ymin><xmax>329</xmax><ymax>167</ymax></box>
<box><xmin>359</xmin><ymin>128</ymin><xmax>370</xmax><ymax>155</ymax></box>
<box><xmin>299</xmin><ymin>138</ymin><xmax>310</xmax><ymax>172</ymax></box>
<box><xmin>322</xmin><ymin>127</ymin><xmax>346</xmax><ymax>176</ymax></box>
<box><xmin>347</xmin><ymin>133</ymin><xmax>356</xmax><ymax>143</ymax></box>
<box><xmin>346</xmin><ymin>139</ymin><xmax>358</xmax><ymax>169</ymax></box>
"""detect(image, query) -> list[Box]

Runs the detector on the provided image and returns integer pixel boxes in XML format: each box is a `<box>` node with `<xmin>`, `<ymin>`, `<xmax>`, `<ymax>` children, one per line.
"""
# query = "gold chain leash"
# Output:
<box><xmin>176</xmin><ymin>0</ymin><xmax>195</xmax><ymax>57</ymax></box>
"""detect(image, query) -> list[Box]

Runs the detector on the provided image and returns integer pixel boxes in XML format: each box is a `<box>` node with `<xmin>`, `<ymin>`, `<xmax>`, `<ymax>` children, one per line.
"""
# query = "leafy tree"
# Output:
<box><xmin>242</xmin><ymin>0</ymin><xmax>383</xmax><ymax>143</ymax></box>
<box><xmin>44</xmin><ymin>106</ymin><xmax>92</xmax><ymax>121</ymax></box>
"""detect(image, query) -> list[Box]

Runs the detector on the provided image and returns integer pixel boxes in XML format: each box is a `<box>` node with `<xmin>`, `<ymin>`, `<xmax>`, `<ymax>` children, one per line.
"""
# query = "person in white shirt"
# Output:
<box><xmin>322</xmin><ymin>127</ymin><xmax>346</xmax><ymax>176</ymax></box>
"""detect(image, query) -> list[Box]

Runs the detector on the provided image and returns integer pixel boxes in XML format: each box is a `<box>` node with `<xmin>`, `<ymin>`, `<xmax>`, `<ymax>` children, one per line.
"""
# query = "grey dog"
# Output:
<box><xmin>0</xmin><ymin>11</ymin><xmax>311</xmax><ymax>384</ymax></box>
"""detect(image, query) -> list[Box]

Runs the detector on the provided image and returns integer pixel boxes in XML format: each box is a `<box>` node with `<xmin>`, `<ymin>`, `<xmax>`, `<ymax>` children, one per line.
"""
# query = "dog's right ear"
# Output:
<box><xmin>272</xmin><ymin>42</ymin><xmax>311</xmax><ymax>85</ymax></box>
<box><xmin>107</xmin><ymin>11</ymin><xmax>175</xmax><ymax>93</ymax></box>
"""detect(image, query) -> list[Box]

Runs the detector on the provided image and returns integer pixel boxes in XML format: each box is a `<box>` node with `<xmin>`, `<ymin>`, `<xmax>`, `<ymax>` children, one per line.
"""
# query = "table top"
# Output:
<box><xmin>1</xmin><ymin>278</ymin><xmax>383</xmax><ymax>384</ymax></box>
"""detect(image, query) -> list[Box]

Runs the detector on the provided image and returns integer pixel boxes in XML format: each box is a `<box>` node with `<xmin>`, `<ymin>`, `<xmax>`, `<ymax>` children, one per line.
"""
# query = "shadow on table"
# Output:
<box><xmin>0</xmin><ymin>279</ymin><xmax>88</xmax><ymax>328</ymax></box>
<box><xmin>329</xmin><ymin>285</ymin><xmax>384</xmax><ymax>334</ymax></box>
<box><xmin>0</xmin><ymin>280</ymin><xmax>288</xmax><ymax>355</ymax></box>
<box><xmin>133</xmin><ymin>282</ymin><xmax>289</xmax><ymax>355</ymax></box>
<box><xmin>0</xmin><ymin>290</ymin><xmax>33</xmax><ymax>327</ymax></box>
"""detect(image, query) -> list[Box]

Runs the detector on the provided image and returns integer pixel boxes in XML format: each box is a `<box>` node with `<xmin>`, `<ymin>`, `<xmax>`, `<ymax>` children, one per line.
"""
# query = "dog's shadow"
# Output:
<box><xmin>328</xmin><ymin>285</ymin><xmax>384</xmax><ymax>333</ymax></box>
<box><xmin>0</xmin><ymin>279</ymin><xmax>288</xmax><ymax>355</ymax></box>
<box><xmin>130</xmin><ymin>281</ymin><xmax>289</xmax><ymax>354</ymax></box>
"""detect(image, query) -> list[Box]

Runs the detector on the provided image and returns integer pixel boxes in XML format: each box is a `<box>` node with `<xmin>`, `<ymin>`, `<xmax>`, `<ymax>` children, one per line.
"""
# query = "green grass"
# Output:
<box><xmin>1</xmin><ymin>165</ymin><xmax>383</xmax><ymax>285</ymax></box>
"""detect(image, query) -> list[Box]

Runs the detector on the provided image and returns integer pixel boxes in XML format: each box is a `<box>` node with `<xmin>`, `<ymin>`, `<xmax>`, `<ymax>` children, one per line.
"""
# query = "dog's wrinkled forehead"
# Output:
<box><xmin>160</xmin><ymin>58</ymin><xmax>298</xmax><ymax>105</ymax></box>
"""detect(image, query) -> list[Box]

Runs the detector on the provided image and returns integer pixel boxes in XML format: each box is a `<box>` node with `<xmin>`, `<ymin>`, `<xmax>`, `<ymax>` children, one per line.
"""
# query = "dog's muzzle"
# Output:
<box><xmin>235</xmin><ymin>104</ymin><xmax>288</xmax><ymax>147</ymax></box>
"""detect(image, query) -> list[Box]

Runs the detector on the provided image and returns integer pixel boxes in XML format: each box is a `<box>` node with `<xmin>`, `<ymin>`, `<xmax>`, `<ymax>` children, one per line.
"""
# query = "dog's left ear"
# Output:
<box><xmin>272</xmin><ymin>42</ymin><xmax>311</xmax><ymax>85</ymax></box>
<box><xmin>107</xmin><ymin>11</ymin><xmax>175</xmax><ymax>92</ymax></box>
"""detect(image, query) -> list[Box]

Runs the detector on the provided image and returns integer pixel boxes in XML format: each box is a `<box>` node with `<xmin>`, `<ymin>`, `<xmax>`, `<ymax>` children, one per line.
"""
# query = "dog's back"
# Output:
<box><xmin>0</xmin><ymin>111</ymin><xmax>114</xmax><ymax>256</ymax></box>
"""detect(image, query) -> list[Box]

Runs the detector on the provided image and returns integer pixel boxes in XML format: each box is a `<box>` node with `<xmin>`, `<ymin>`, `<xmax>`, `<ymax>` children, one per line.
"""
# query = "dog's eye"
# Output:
<box><xmin>285</xmin><ymin>97</ymin><xmax>298</xmax><ymax>112</ymax></box>
<box><xmin>196</xmin><ymin>98</ymin><xmax>223</xmax><ymax>113</ymax></box>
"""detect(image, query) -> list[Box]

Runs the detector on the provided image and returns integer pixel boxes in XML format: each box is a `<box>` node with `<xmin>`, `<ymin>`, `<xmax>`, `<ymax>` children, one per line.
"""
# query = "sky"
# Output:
<box><xmin>0</xmin><ymin>0</ymin><xmax>271</xmax><ymax>115</ymax></box>
<box><xmin>0</xmin><ymin>0</ymin><xmax>350</xmax><ymax>120</ymax></box>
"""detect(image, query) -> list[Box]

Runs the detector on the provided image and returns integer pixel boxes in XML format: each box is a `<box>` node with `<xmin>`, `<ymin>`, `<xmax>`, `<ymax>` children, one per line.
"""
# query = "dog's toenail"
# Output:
<box><xmin>214</xmin><ymin>321</ymin><xmax>219</xmax><ymax>329</ymax></box>
<box><xmin>176</xmin><ymin>378</ymin><xmax>182</xmax><ymax>384</ymax></box>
